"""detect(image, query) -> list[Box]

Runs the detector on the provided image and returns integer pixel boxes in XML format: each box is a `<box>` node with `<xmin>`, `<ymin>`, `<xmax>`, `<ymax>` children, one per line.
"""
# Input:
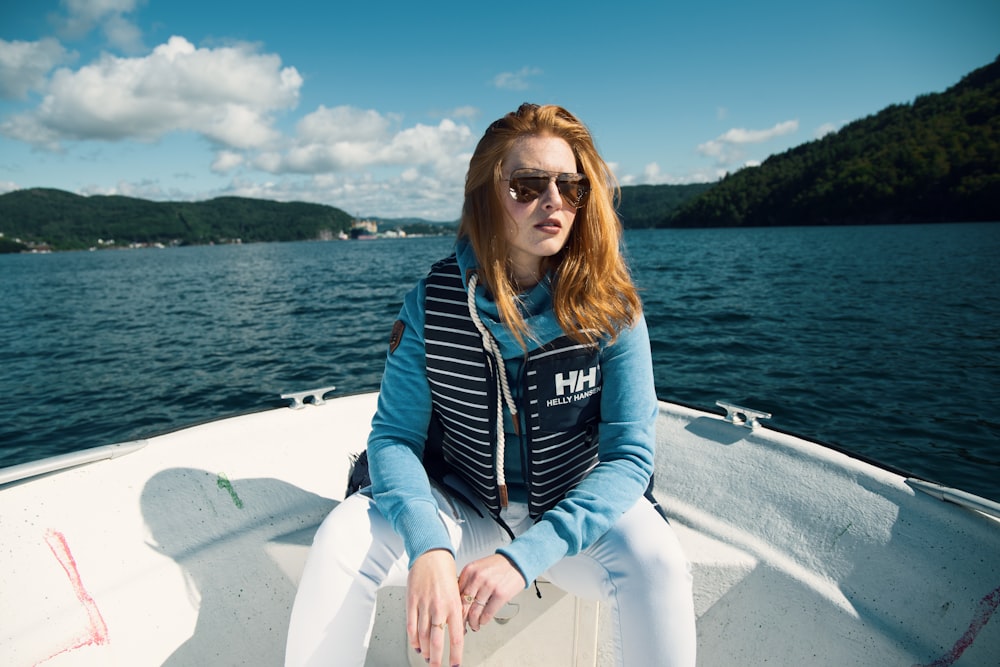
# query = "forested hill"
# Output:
<box><xmin>666</xmin><ymin>55</ymin><xmax>1000</xmax><ymax>227</ymax></box>
<box><xmin>0</xmin><ymin>189</ymin><xmax>356</xmax><ymax>251</ymax></box>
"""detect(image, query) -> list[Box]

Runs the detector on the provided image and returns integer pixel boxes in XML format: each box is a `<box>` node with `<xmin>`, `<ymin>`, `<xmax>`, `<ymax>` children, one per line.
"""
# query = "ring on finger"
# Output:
<box><xmin>431</xmin><ymin>621</ymin><xmax>446</xmax><ymax>630</ymax></box>
<box><xmin>462</xmin><ymin>594</ymin><xmax>475</xmax><ymax>604</ymax></box>
<box><xmin>473</xmin><ymin>599</ymin><xmax>487</xmax><ymax>607</ymax></box>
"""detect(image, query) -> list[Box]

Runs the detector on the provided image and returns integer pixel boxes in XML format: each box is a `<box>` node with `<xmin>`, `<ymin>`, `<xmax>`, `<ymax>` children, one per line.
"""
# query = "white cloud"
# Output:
<box><xmin>493</xmin><ymin>67</ymin><xmax>542</xmax><ymax>90</ymax></box>
<box><xmin>213</xmin><ymin>171</ymin><xmax>464</xmax><ymax>220</ymax></box>
<box><xmin>0</xmin><ymin>36</ymin><xmax>302</xmax><ymax>150</ymax></box>
<box><xmin>254</xmin><ymin>106</ymin><xmax>474</xmax><ymax>176</ymax></box>
<box><xmin>714</xmin><ymin>120</ymin><xmax>799</xmax><ymax>145</ymax></box>
<box><xmin>57</xmin><ymin>0</ymin><xmax>146</xmax><ymax>52</ymax></box>
<box><xmin>632</xmin><ymin>161</ymin><xmax>724</xmax><ymax>186</ymax></box>
<box><xmin>79</xmin><ymin>177</ymin><xmax>183</xmax><ymax>201</ymax></box>
<box><xmin>187</xmin><ymin>106</ymin><xmax>480</xmax><ymax>219</ymax></box>
<box><xmin>295</xmin><ymin>105</ymin><xmax>395</xmax><ymax>144</ymax></box>
<box><xmin>814</xmin><ymin>121</ymin><xmax>842</xmax><ymax>139</ymax></box>
<box><xmin>697</xmin><ymin>119</ymin><xmax>799</xmax><ymax>166</ymax></box>
<box><xmin>100</xmin><ymin>12</ymin><xmax>145</xmax><ymax>53</ymax></box>
<box><xmin>0</xmin><ymin>38</ymin><xmax>73</xmax><ymax>100</ymax></box>
<box><xmin>382</xmin><ymin>119</ymin><xmax>471</xmax><ymax>169</ymax></box>
<box><xmin>449</xmin><ymin>106</ymin><xmax>479</xmax><ymax>120</ymax></box>
<box><xmin>0</xmin><ymin>113</ymin><xmax>62</xmax><ymax>149</ymax></box>
<box><xmin>61</xmin><ymin>0</ymin><xmax>143</xmax><ymax>25</ymax></box>
<box><xmin>211</xmin><ymin>150</ymin><xmax>245</xmax><ymax>173</ymax></box>
<box><xmin>644</xmin><ymin>162</ymin><xmax>662</xmax><ymax>182</ymax></box>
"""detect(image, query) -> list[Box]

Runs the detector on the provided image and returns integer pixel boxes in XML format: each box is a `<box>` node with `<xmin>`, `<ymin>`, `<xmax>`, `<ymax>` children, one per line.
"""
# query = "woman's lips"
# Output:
<box><xmin>535</xmin><ymin>219</ymin><xmax>562</xmax><ymax>234</ymax></box>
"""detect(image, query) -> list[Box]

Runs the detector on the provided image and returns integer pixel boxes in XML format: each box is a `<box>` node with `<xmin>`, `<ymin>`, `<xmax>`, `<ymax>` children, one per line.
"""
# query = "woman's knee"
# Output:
<box><xmin>609</xmin><ymin>500</ymin><xmax>691</xmax><ymax>582</ymax></box>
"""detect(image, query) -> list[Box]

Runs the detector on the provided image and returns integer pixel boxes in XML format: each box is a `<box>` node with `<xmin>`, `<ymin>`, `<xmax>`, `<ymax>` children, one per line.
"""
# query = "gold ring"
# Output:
<box><xmin>431</xmin><ymin>622</ymin><xmax>446</xmax><ymax>630</ymax></box>
<box><xmin>462</xmin><ymin>594</ymin><xmax>475</xmax><ymax>604</ymax></box>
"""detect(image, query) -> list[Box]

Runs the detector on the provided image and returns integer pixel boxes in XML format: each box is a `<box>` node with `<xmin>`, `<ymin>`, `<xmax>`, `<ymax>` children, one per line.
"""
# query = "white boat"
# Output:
<box><xmin>2</xmin><ymin>389</ymin><xmax>998</xmax><ymax>666</ymax></box>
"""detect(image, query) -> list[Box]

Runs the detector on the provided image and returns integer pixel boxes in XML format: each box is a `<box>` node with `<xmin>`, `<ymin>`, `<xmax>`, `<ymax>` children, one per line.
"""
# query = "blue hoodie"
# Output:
<box><xmin>366</xmin><ymin>238</ymin><xmax>658</xmax><ymax>585</ymax></box>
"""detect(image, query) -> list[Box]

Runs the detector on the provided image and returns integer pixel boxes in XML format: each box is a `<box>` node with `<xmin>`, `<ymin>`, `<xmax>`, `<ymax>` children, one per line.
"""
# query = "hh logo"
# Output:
<box><xmin>555</xmin><ymin>367</ymin><xmax>598</xmax><ymax>396</ymax></box>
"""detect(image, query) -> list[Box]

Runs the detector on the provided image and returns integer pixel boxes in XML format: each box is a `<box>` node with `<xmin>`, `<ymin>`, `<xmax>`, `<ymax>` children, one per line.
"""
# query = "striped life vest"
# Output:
<box><xmin>423</xmin><ymin>254</ymin><xmax>602</xmax><ymax>519</ymax></box>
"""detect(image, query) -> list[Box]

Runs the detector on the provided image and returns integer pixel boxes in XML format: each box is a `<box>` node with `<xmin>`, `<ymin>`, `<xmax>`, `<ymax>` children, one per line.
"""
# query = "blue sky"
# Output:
<box><xmin>1</xmin><ymin>0</ymin><xmax>997</xmax><ymax>221</ymax></box>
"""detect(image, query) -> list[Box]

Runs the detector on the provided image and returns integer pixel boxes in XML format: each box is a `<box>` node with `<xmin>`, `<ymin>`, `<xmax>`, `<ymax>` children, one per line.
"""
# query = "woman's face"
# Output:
<box><xmin>499</xmin><ymin>134</ymin><xmax>580</xmax><ymax>289</ymax></box>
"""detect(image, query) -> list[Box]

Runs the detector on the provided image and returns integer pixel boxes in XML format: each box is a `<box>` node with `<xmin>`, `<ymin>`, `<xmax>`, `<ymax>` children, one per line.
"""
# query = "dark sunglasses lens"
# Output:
<box><xmin>509</xmin><ymin>171</ymin><xmax>589</xmax><ymax>207</ymax></box>
<box><xmin>510</xmin><ymin>176</ymin><xmax>549</xmax><ymax>203</ymax></box>
<box><xmin>557</xmin><ymin>178</ymin><xmax>589</xmax><ymax>207</ymax></box>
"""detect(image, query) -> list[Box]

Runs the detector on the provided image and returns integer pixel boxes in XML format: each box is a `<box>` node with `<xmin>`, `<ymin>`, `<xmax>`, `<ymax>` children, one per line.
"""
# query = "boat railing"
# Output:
<box><xmin>0</xmin><ymin>440</ymin><xmax>147</xmax><ymax>487</ymax></box>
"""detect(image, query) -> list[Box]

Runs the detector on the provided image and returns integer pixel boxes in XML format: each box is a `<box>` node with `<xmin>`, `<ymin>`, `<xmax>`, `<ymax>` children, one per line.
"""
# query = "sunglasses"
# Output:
<box><xmin>505</xmin><ymin>168</ymin><xmax>590</xmax><ymax>208</ymax></box>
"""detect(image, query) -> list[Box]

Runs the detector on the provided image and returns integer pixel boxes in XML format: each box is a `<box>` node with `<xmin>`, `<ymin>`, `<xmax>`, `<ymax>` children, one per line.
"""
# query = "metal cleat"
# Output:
<box><xmin>280</xmin><ymin>386</ymin><xmax>337</xmax><ymax>409</ymax></box>
<box><xmin>716</xmin><ymin>400</ymin><xmax>772</xmax><ymax>429</ymax></box>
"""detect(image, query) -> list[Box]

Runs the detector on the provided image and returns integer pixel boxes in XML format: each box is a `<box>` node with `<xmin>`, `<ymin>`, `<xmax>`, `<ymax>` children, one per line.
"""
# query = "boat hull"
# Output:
<box><xmin>1</xmin><ymin>392</ymin><xmax>997</xmax><ymax>666</ymax></box>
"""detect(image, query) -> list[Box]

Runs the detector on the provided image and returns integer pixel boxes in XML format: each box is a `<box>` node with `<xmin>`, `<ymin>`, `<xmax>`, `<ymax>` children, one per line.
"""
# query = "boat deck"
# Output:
<box><xmin>2</xmin><ymin>392</ymin><xmax>998</xmax><ymax>666</ymax></box>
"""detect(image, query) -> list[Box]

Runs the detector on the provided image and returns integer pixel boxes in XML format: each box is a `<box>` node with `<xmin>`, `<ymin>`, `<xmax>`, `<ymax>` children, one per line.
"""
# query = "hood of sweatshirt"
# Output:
<box><xmin>455</xmin><ymin>238</ymin><xmax>567</xmax><ymax>358</ymax></box>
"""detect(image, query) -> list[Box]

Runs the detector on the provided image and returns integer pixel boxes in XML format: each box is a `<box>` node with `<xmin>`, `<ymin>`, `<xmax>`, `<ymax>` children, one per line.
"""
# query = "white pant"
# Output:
<box><xmin>286</xmin><ymin>485</ymin><xmax>696</xmax><ymax>667</ymax></box>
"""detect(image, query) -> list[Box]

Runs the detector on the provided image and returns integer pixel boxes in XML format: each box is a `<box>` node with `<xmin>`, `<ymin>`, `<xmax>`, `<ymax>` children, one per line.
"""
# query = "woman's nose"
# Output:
<box><xmin>541</xmin><ymin>178</ymin><xmax>563</xmax><ymax>208</ymax></box>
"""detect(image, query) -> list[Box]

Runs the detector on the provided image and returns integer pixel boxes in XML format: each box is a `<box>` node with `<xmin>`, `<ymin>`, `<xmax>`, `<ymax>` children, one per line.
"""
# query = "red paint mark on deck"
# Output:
<box><xmin>34</xmin><ymin>529</ymin><xmax>110</xmax><ymax>665</ymax></box>
<box><xmin>913</xmin><ymin>584</ymin><xmax>1000</xmax><ymax>667</ymax></box>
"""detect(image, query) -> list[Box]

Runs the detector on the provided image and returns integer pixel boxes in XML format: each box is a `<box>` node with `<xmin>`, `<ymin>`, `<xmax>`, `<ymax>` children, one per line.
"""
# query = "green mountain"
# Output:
<box><xmin>667</xmin><ymin>55</ymin><xmax>1000</xmax><ymax>227</ymax></box>
<box><xmin>0</xmin><ymin>189</ymin><xmax>355</xmax><ymax>251</ymax></box>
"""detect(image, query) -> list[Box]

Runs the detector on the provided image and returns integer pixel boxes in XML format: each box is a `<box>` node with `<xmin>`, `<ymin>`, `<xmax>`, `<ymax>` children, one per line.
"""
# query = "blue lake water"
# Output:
<box><xmin>2</xmin><ymin>224</ymin><xmax>998</xmax><ymax>502</ymax></box>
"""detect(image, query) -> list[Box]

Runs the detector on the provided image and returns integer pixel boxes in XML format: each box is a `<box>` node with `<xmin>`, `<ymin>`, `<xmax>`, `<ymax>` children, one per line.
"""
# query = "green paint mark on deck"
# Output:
<box><xmin>217</xmin><ymin>473</ymin><xmax>244</xmax><ymax>509</ymax></box>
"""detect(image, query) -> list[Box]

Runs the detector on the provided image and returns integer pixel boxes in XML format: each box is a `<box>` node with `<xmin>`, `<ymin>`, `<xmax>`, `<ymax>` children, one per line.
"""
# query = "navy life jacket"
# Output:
<box><xmin>346</xmin><ymin>254</ymin><xmax>667</xmax><ymax>524</ymax></box>
<box><xmin>423</xmin><ymin>254</ymin><xmax>602</xmax><ymax>519</ymax></box>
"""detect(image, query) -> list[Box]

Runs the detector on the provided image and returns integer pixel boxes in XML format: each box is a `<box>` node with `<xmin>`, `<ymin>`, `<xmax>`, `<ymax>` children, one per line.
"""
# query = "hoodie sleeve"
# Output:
<box><xmin>366</xmin><ymin>280</ymin><xmax>455</xmax><ymax>566</ymax></box>
<box><xmin>497</xmin><ymin>315</ymin><xmax>658</xmax><ymax>584</ymax></box>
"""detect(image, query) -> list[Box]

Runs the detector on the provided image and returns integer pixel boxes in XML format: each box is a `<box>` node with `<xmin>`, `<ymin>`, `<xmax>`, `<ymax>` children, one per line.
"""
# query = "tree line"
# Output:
<box><xmin>665</xmin><ymin>55</ymin><xmax>1000</xmax><ymax>227</ymax></box>
<box><xmin>0</xmin><ymin>189</ymin><xmax>356</xmax><ymax>251</ymax></box>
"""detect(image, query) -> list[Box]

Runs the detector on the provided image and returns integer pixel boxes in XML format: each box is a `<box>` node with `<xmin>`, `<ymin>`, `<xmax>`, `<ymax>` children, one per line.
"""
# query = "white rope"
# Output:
<box><xmin>467</xmin><ymin>272</ymin><xmax>517</xmax><ymax>505</ymax></box>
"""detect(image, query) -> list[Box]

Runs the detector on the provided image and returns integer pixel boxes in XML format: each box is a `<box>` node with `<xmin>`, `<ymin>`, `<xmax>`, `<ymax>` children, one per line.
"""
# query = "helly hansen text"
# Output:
<box><xmin>548</xmin><ymin>368</ymin><xmax>601</xmax><ymax>407</ymax></box>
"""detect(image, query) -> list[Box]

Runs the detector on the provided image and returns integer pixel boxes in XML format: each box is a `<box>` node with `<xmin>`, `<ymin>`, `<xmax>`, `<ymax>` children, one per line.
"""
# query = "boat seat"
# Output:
<box><xmin>265</xmin><ymin>524</ymin><xmax>601</xmax><ymax>666</ymax></box>
<box><xmin>266</xmin><ymin>514</ymin><xmax>758</xmax><ymax>666</ymax></box>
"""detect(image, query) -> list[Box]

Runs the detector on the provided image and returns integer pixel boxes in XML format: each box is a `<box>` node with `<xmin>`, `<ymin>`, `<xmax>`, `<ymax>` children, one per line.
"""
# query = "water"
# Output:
<box><xmin>2</xmin><ymin>224</ymin><xmax>998</xmax><ymax>502</ymax></box>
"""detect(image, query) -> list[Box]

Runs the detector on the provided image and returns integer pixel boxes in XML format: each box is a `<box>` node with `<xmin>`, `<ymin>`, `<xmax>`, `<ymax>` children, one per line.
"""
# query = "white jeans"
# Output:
<box><xmin>285</xmin><ymin>486</ymin><xmax>696</xmax><ymax>667</ymax></box>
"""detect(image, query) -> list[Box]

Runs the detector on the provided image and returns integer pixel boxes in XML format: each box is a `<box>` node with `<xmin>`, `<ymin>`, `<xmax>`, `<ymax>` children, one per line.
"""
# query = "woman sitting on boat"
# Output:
<box><xmin>286</xmin><ymin>103</ymin><xmax>697</xmax><ymax>667</ymax></box>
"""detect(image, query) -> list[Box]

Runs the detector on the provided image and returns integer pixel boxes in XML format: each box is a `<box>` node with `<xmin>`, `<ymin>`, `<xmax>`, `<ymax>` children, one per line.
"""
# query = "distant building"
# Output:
<box><xmin>350</xmin><ymin>220</ymin><xmax>378</xmax><ymax>240</ymax></box>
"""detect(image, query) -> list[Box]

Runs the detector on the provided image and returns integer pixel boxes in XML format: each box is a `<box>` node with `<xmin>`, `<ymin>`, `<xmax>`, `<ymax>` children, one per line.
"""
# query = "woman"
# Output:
<box><xmin>286</xmin><ymin>103</ymin><xmax>696</xmax><ymax>667</ymax></box>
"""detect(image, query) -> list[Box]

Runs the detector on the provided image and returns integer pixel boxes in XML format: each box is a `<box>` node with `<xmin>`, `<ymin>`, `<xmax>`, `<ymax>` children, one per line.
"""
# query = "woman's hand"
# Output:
<box><xmin>458</xmin><ymin>554</ymin><xmax>527</xmax><ymax>632</ymax></box>
<box><xmin>407</xmin><ymin>549</ymin><xmax>464</xmax><ymax>667</ymax></box>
